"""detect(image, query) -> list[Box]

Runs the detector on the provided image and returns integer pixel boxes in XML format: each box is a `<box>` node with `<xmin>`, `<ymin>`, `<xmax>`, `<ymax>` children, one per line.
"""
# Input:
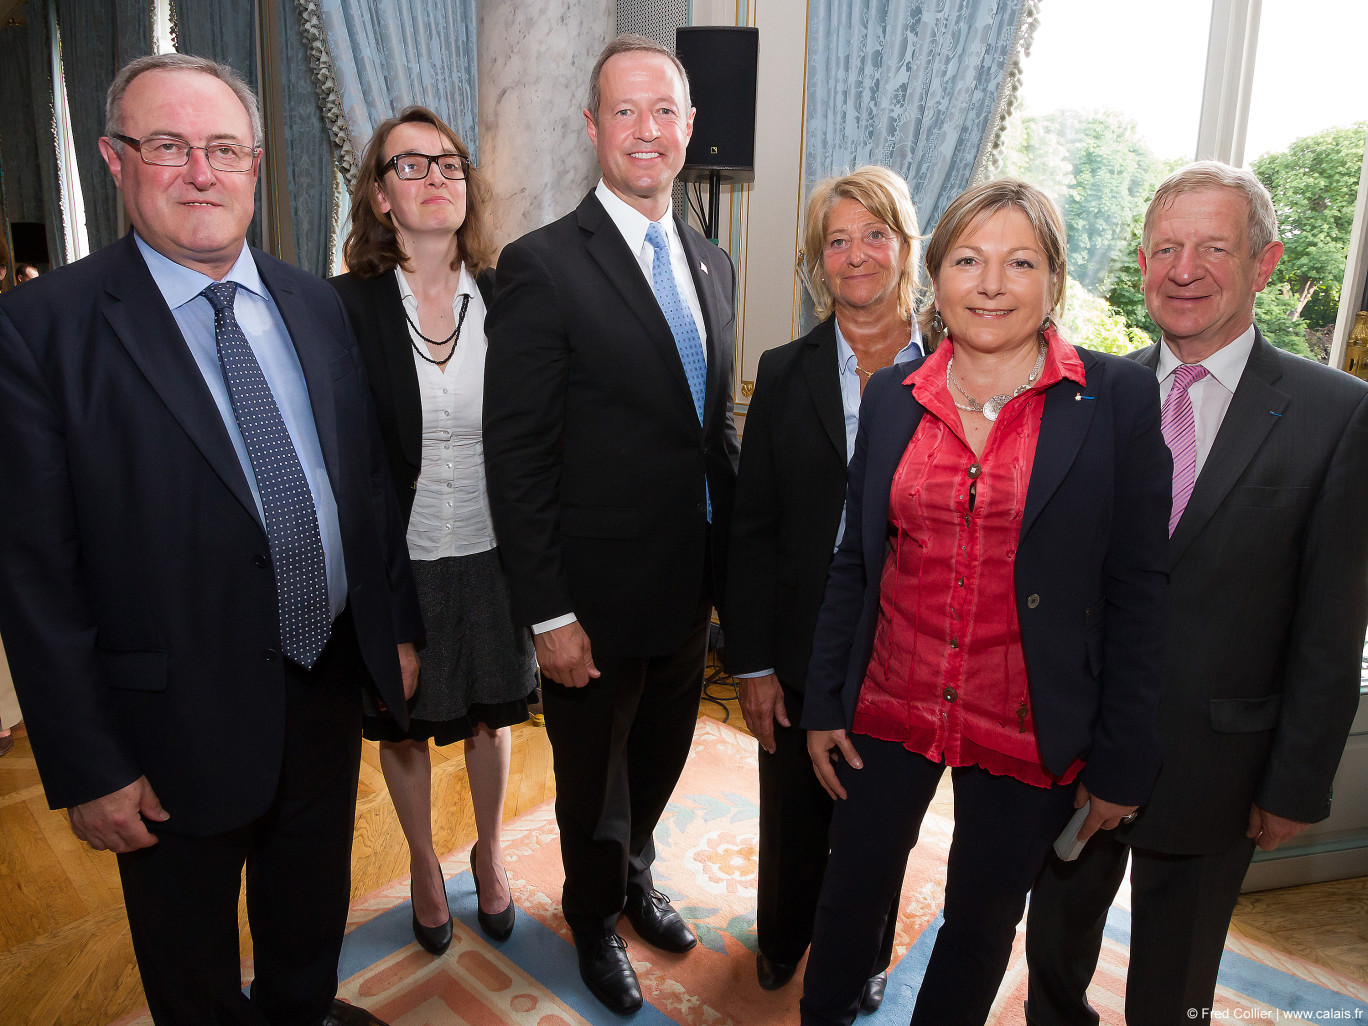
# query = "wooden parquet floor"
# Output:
<box><xmin>1</xmin><ymin>680</ymin><xmax>1364</xmax><ymax>1024</ymax></box>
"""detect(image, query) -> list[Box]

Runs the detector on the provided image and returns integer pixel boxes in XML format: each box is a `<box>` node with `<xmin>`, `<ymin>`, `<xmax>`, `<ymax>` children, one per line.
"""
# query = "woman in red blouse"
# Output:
<box><xmin>798</xmin><ymin>180</ymin><xmax>1171</xmax><ymax>1026</ymax></box>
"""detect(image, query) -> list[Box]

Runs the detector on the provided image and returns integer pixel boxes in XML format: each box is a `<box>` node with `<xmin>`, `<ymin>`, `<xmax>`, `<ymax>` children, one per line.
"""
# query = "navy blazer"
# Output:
<box><xmin>484</xmin><ymin>191</ymin><xmax>739</xmax><ymax>656</ymax></box>
<box><xmin>802</xmin><ymin>345</ymin><xmax>1171</xmax><ymax>805</ymax></box>
<box><xmin>0</xmin><ymin>232</ymin><xmax>422</xmax><ymax>834</ymax></box>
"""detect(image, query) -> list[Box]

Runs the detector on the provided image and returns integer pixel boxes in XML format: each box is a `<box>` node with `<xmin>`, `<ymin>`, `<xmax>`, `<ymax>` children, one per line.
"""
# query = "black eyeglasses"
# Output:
<box><xmin>113</xmin><ymin>133</ymin><xmax>259</xmax><ymax>173</ymax></box>
<box><xmin>381</xmin><ymin>152</ymin><xmax>470</xmax><ymax>181</ymax></box>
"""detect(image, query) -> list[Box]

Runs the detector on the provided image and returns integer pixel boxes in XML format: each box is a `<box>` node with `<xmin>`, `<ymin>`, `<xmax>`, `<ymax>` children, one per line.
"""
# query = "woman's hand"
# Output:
<box><xmin>1072</xmin><ymin>782</ymin><xmax>1139</xmax><ymax>843</ymax></box>
<box><xmin>808</xmin><ymin>728</ymin><xmax>863</xmax><ymax>800</ymax></box>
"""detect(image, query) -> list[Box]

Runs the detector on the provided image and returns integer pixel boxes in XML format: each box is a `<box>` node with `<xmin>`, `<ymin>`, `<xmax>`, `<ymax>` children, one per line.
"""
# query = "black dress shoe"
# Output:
<box><xmin>623</xmin><ymin>888</ymin><xmax>696</xmax><ymax>953</ymax></box>
<box><xmin>861</xmin><ymin>971</ymin><xmax>888</xmax><ymax>1012</ymax></box>
<box><xmin>320</xmin><ymin>998</ymin><xmax>392</xmax><ymax>1026</ymax></box>
<box><xmin>756</xmin><ymin>951</ymin><xmax>798</xmax><ymax>990</ymax></box>
<box><xmin>470</xmin><ymin>844</ymin><xmax>515</xmax><ymax>941</ymax></box>
<box><xmin>410</xmin><ymin>878</ymin><xmax>453</xmax><ymax>956</ymax></box>
<box><xmin>575</xmin><ymin>931</ymin><xmax>643</xmax><ymax>1015</ymax></box>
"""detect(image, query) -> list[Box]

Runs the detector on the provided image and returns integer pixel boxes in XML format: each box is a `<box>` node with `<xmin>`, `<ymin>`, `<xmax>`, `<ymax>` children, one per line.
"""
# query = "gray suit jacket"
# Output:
<box><xmin>1121</xmin><ymin>329</ymin><xmax>1368</xmax><ymax>854</ymax></box>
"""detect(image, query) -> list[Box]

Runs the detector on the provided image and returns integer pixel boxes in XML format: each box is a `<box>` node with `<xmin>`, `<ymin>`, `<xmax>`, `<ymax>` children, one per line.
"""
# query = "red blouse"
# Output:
<box><xmin>851</xmin><ymin>329</ymin><xmax>1087</xmax><ymax>787</ymax></box>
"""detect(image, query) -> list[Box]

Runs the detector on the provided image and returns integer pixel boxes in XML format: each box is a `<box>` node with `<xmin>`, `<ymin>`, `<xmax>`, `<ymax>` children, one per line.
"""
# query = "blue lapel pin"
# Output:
<box><xmin>1269</xmin><ymin>410</ymin><xmax>1283</xmax><ymax>417</ymax></box>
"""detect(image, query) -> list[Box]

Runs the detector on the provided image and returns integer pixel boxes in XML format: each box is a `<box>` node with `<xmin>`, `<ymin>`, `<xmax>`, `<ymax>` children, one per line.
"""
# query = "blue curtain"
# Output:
<box><xmin>54</xmin><ymin>0</ymin><xmax>152</xmax><ymax>252</ymax></box>
<box><xmin>804</xmin><ymin>0</ymin><xmax>1030</xmax><ymax>232</ymax></box>
<box><xmin>305</xmin><ymin>0</ymin><xmax>478</xmax><ymax>186</ymax></box>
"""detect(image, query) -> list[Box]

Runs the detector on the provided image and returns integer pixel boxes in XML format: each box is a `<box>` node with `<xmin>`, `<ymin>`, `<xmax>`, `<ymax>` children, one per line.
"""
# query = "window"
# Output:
<box><xmin>998</xmin><ymin>0</ymin><xmax>1366</xmax><ymax>365</ymax></box>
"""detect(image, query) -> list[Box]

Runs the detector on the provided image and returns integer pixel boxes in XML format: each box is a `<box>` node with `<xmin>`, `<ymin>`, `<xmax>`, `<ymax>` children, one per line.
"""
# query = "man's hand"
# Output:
<box><xmin>1246</xmin><ymin>804</ymin><xmax>1310</xmax><ymax>851</ymax></box>
<box><xmin>738</xmin><ymin>673</ymin><xmax>790</xmax><ymax>754</ymax></box>
<box><xmin>534</xmin><ymin>621</ymin><xmax>599</xmax><ymax>688</ymax></box>
<box><xmin>1072</xmin><ymin>782</ymin><xmax>1140</xmax><ymax>844</ymax></box>
<box><xmin>68</xmin><ymin>776</ymin><xmax>168</xmax><ymax>853</ymax></box>
<box><xmin>397</xmin><ymin>641</ymin><xmax>420</xmax><ymax>701</ymax></box>
<box><xmin>807</xmin><ymin>728</ymin><xmax>862</xmax><ymax>801</ymax></box>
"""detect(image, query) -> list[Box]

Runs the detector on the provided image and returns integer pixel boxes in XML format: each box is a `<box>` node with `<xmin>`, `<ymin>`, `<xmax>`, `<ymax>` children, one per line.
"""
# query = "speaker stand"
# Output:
<box><xmin>706</xmin><ymin>169</ymin><xmax>722</xmax><ymax>245</ymax></box>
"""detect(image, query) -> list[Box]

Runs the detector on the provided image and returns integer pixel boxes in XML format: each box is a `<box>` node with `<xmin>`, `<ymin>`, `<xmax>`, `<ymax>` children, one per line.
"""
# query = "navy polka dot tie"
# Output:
<box><xmin>646</xmin><ymin>222</ymin><xmax>710</xmax><ymax>521</ymax></box>
<box><xmin>202</xmin><ymin>282</ymin><xmax>331</xmax><ymax>667</ymax></box>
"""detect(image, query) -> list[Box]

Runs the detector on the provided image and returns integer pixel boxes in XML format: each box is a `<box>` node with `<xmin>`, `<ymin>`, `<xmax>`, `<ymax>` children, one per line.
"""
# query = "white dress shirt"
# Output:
<box><xmin>396</xmin><ymin>264</ymin><xmax>497</xmax><ymax>560</ymax></box>
<box><xmin>1156</xmin><ymin>324</ymin><xmax>1256</xmax><ymax>476</ymax></box>
<box><xmin>532</xmin><ymin>183</ymin><xmax>712</xmax><ymax>636</ymax></box>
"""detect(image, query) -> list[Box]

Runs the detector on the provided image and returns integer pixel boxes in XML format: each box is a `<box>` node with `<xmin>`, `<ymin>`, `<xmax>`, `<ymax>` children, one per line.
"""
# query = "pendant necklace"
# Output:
<box><xmin>406</xmin><ymin>293</ymin><xmax>471</xmax><ymax>367</ymax></box>
<box><xmin>947</xmin><ymin>336</ymin><xmax>1047</xmax><ymax>422</ymax></box>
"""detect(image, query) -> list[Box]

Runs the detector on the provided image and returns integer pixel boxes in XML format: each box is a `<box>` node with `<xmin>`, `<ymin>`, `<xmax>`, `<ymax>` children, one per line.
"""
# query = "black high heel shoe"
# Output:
<box><xmin>470</xmin><ymin>843</ymin><xmax>515</xmax><ymax>941</ymax></box>
<box><xmin>411</xmin><ymin>867</ymin><xmax>453</xmax><ymax>956</ymax></box>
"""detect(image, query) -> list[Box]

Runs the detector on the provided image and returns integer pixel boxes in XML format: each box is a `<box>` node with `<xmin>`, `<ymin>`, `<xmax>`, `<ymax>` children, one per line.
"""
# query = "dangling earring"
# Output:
<box><xmin>931</xmin><ymin>310</ymin><xmax>945</xmax><ymax>335</ymax></box>
<box><xmin>1039</xmin><ymin>314</ymin><xmax>1053</xmax><ymax>333</ymax></box>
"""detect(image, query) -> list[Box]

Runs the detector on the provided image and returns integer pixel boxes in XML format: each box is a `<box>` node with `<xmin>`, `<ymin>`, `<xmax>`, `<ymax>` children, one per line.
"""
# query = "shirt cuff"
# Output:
<box><xmin>733</xmin><ymin>669</ymin><xmax>776</xmax><ymax>679</ymax></box>
<box><xmin>532</xmin><ymin>613</ymin><xmax>577</xmax><ymax>634</ymax></box>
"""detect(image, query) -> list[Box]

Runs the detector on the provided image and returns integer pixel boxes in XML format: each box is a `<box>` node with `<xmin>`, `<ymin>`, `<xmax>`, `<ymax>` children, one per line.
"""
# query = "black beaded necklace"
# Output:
<box><xmin>405</xmin><ymin>293</ymin><xmax>471</xmax><ymax>366</ymax></box>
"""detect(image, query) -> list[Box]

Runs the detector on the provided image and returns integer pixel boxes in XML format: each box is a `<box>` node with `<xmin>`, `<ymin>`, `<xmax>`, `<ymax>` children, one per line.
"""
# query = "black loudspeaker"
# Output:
<box><xmin>676</xmin><ymin>26</ymin><xmax>758</xmax><ymax>185</ymax></box>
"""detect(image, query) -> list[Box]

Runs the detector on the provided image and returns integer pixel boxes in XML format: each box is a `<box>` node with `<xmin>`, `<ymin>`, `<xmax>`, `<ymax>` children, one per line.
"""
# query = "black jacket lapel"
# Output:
<box><xmin>103</xmin><ymin>234</ymin><xmax>261</xmax><ymax>526</ymax></box>
<box><xmin>1169</xmin><ymin>333</ymin><xmax>1288</xmax><ymax>563</ymax></box>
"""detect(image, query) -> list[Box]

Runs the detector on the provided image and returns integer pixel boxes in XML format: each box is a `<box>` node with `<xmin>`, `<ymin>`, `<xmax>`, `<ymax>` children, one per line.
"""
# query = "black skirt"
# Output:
<box><xmin>364</xmin><ymin>546</ymin><xmax>537</xmax><ymax>745</ymax></box>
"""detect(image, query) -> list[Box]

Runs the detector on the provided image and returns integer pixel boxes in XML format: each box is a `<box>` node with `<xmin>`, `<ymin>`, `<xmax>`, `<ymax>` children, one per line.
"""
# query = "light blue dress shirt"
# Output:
<box><xmin>135</xmin><ymin>234</ymin><xmax>348</xmax><ymax>618</ymax></box>
<box><xmin>833</xmin><ymin>320</ymin><xmax>923</xmax><ymax>548</ymax></box>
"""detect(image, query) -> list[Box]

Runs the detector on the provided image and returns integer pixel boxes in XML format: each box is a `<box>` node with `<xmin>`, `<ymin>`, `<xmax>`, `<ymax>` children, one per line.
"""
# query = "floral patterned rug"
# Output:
<box><xmin>112</xmin><ymin>717</ymin><xmax>1368</xmax><ymax>1025</ymax></box>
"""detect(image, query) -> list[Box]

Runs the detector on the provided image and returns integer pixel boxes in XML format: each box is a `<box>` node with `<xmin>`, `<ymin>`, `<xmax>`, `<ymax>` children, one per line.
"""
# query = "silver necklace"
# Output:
<box><xmin>947</xmin><ymin>337</ymin><xmax>1048</xmax><ymax>422</ymax></box>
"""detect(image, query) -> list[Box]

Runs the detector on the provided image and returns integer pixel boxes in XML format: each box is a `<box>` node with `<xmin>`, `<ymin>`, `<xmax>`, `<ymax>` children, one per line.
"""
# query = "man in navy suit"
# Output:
<box><xmin>484</xmin><ymin>33</ymin><xmax>738</xmax><ymax>1016</ymax></box>
<box><xmin>0</xmin><ymin>54</ymin><xmax>420</xmax><ymax>1026</ymax></box>
<box><xmin>1027</xmin><ymin>162</ymin><xmax>1368</xmax><ymax>1024</ymax></box>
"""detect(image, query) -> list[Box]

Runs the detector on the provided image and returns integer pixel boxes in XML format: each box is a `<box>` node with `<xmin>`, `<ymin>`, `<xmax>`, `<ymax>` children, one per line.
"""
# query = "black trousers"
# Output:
<box><xmin>1025</xmin><ymin>829</ymin><xmax>1257</xmax><ymax>1025</ymax></box>
<box><xmin>758</xmin><ymin>685</ymin><xmax>899</xmax><ymax>971</ymax></box>
<box><xmin>117</xmin><ymin>614</ymin><xmax>365</xmax><ymax>1026</ymax></box>
<box><xmin>542</xmin><ymin>603</ymin><xmax>710</xmax><ymax>937</ymax></box>
<box><xmin>800</xmin><ymin>734</ymin><xmax>1075</xmax><ymax>1026</ymax></box>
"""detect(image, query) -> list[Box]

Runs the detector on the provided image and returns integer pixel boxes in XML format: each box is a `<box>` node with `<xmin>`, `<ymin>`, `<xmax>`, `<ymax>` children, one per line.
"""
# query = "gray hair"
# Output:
<box><xmin>1142</xmin><ymin>160</ymin><xmax>1278</xmax><ymax>257</ymax></box>
<box><xmin>587</xmin><ymin>34</ymin><xmax>691</xmax><ymax>122</ymax></box>
<box><xmin>105</xmin><ymin>53</ymin><xmax>263</xmax><ymax>149</ymax></box>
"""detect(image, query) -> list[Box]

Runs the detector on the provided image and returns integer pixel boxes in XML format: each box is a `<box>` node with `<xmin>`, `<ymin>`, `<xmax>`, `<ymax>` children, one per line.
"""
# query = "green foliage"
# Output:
<box><xmin>1253</xmin><ymin>283</ymin><xmax>1314</xmax><ymax>357</ymax></box>
<box><xmin>1058</xmin><ymin>276</ymin><xmax>1152</xmax><ymax>355</ymax></box>
<box><xmin>1252</xmin><ymin>124</ymin><xmax>1365</xmax><ymax>329</ymax></box>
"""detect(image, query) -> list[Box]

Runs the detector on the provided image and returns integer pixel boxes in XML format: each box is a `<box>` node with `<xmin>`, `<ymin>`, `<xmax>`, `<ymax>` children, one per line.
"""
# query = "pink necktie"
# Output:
<box><xmin>1162</xmin><ymin>363</ymin><xmax>1210</xmax><ymax>536</ymax></box>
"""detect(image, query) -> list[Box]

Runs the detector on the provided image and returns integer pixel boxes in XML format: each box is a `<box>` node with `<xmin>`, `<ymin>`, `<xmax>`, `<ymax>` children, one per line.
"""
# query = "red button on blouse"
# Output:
<box><xmin>851</xmin><ymin>329</ymin><xmax>1087</xmax><ymax>788</ymax></box>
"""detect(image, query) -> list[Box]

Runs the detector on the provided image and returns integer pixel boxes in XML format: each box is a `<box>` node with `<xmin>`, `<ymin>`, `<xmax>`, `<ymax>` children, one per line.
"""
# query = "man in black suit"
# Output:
<box><xmin>1026</xmin><ymin>161</ymin><xmax>1368</xmax><ymax>1024</ymax></box>
<box><xmin>0</xmin><ymin>54</ymin><xmax>420</xmax><ymax>1026</ymax></box>
<box><xmin>484</xmin><ymin>33</ymin><xmax>738</xmax><ymax>1016</ymax></box>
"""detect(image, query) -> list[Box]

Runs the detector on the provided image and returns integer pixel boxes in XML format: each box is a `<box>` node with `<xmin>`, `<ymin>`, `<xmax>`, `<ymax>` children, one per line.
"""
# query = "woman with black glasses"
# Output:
<box><xmin>332</xmin><ymin>106</ymin><xmax>536</xmax><ymax>953</ymax></box>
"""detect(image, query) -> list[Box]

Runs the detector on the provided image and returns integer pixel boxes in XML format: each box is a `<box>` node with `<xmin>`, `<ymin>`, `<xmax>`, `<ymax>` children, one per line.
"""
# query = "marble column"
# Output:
<box><xmin>478</xmin><ymin>0</ymin><xmax>615</xmax><ymax>251</ymax></box>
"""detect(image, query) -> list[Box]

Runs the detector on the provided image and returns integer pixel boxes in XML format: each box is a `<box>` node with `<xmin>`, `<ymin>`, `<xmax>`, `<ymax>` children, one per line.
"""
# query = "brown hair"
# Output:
<box><xmin>919</xmin><ymin>178</ymin><xmax>1068</xmax><ymax>347</ymax></box>
<box><xmin>802</xmin><ymin>166</ymin><xmax>922</xmax><ymax>322</ymax></box>
<box><xmin>1142</xmin><ymin>160</ymin><xmax>1277</xmax><ymax>257</ymax></box>
<box><xmin>341</xmin><ymin>106</ymin><xmax>494</xmax><ymax>279</ymax></box>
<box><xmin>587</xmin><ymin>34</ymin><xmax>691</xmax><ymax>122</ymax></box>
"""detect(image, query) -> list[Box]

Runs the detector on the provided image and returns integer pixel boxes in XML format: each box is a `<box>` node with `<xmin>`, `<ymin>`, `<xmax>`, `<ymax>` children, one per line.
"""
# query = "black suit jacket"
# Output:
<box><xmin>803</xmin><ymin>346</ymin><xmax>1172</xmax><ymax>806</ymax></box>
<box><xmin>483</xmin><ymin>191</ymin><xmax>739</xmax><ymax>657</ymax></box>
<box><xmin>0</xmin><ymin>232</ymin><xmax>422</xmax><ymax>835</ymax></box>
<box><xmin>1120</xmin><ymin>331</ymin><xmax>1368</xmax><ymax>854</ymax></box>
<box><xmin>329</xmin><ymin>267</ymin><xmax>494</xmax><ymax>523</ymax></box>
<box><xmin>725</xmin><ymin>317</ymin><xmax>858</xmax><ymax>692</ymax></box>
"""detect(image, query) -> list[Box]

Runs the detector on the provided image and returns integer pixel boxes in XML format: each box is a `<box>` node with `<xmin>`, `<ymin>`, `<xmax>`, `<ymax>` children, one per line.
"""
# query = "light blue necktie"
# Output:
<box><xmin>202</xmin><ymin>282</ymin><xmax>332</xmax><ymax>667</ymax></box>
<box><xmin>645</xmin><ymin>221</ymin><xmax>710</xmax><ymax>521</ymax></box>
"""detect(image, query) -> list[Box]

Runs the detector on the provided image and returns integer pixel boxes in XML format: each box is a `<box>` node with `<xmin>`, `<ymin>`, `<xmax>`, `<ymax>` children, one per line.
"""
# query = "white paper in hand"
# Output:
<box><xmin>1053</xmin><ymin>800</ymin><xmax>1091</xmax><ymax>862</ymax></box>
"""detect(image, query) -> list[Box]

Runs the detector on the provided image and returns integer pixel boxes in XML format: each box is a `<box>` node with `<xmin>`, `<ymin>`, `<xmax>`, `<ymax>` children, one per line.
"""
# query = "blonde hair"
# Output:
<box><xmin>919</xmin><ymin>178</ymin><xmax>1068</xmax><ymax>347</ymax></box>
<box><xmin>802</xmin><ymin>166</ymin><xmax>922</xmax><ymax>322</ymax></box>
<box><xmin>1142</xmin><ymin>160</ymin><xmax>1277</xmax><ymax>257</ymax></box>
